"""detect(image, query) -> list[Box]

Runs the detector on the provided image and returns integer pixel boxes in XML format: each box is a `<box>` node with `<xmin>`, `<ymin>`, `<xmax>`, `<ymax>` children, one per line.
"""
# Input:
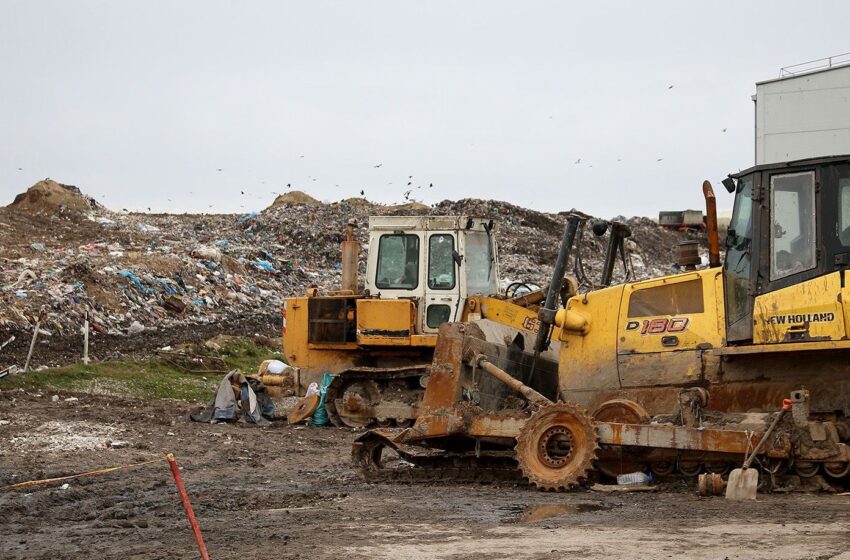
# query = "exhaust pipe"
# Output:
<box><xmin>340</xmin><ymin>219</ymin><xmax>360</xmax><ymax>293</ymax></box>
<box><xmin>703</xmin><ymin>181</ymin><xmax>721</xmax><ymax>268</ymax></box>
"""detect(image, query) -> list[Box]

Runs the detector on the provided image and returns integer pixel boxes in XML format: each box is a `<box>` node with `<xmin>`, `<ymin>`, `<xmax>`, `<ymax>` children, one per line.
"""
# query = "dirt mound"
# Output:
<box><xmin>338</xmin><ymin>197</ymin><xmax>371</xmax><ymax>207</ymax></box>
<box><xmin>391</xmin><ymin>201</ymin><xmax>431</xmax><ymax>212</ymax></box>
<box><xmin>8</xmin><ymin>179</ymin><xmax>100</xmax><ymax>214</ymax></box>
<box><xmin>271</xmin><ymin>191</ymin><xmax>322</xmax><ymax>207</ymax></box>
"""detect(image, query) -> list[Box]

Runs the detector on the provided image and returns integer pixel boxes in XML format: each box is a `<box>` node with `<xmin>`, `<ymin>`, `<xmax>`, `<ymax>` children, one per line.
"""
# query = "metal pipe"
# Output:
<box><xmin>166</xmin><ymin>453</ymin><xmax>211</xmax><ymax>560</ymax></box>
<box><xmin>472</xmin><ymin>354</ymin><xmax>552</xmax><ymax>407</ymax></box>
<box><xmin>600</xmin><ymin>222</ymin><xmax>631</xmax><ymax>286</ymax></box>
<box><xmin>703</xmin><ymin>181</ymin><xmax>721</xmax><ymax>268</ymax></box>
<box><xmin>533</xmin><ymin>214</ymin><xmax>583</xmax><ymax>355</ymax></box>
<box><xmin>340</xmin><ymin>219</ymin><xmax>360</xmax><ymax>293</ymax></box>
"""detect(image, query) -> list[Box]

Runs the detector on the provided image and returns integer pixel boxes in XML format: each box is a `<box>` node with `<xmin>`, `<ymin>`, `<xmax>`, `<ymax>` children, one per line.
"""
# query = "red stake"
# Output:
<box><xmin>166</xmin><ymin>453</ymin><xmax>210</xmax><ymax>560</ymax></box>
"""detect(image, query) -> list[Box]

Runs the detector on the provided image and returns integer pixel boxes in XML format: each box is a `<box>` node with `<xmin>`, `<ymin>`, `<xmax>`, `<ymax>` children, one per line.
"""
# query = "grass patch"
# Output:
<box><xmin>1</xmin><ymin>338</ymin><xmax>282</xmax><ymax>403</ymax></box>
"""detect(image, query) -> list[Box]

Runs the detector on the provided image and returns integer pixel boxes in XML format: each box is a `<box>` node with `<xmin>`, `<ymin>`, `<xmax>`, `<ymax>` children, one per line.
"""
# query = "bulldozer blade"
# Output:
<box><xmin>725</xmin><ymin>467</ymin><xmax>758</xmax><ymax>501</ymax></box>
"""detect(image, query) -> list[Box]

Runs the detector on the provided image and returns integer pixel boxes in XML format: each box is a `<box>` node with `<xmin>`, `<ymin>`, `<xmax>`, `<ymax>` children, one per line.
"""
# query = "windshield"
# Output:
<box><xmin>375</xmin><ymin>234</ymin><xmax>420</xmax><ymax>290</ymax></box>
<box><xmin>465</xmin><ymin>231</ymin><xmax>497</xmax><ymax>295</ymax></box>
<box><xmin>724</xmin><ymin>176</ymin><xmax>753</xmax><ymax>326</ymax></box>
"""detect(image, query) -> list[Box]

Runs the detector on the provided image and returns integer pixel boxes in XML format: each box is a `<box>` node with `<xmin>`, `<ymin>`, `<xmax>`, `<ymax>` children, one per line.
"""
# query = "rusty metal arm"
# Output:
<box><xmin>470</xmin><ymin>354</ymin><xmax>552</xmax><ymax>407</ymax></box>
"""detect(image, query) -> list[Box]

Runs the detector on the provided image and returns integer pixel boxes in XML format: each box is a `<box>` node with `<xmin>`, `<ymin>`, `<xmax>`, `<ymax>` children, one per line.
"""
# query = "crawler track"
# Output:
<box><xmin>352</xmin><ymin>430</ymin><xmax>522</xmax><ymax>485</ymax></box>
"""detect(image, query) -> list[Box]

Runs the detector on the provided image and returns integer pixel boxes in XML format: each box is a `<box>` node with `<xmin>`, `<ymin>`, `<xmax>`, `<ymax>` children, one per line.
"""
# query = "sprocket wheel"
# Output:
<box><xmin>333</xmin><ymin>379</ymin><xmax>381</xmax><ymax>428</ymax></box>
<box><xmin>514</xmin><ymin>401</ymin><xmax>598</xmax><ymax>491</ymax></box>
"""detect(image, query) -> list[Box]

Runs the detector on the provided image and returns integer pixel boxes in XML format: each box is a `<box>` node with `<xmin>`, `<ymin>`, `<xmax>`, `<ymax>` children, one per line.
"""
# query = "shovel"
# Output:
<box><xmin>726</xmin><ymin>398</ymin><xmax>792</xmax><ymax>501</ymax></box>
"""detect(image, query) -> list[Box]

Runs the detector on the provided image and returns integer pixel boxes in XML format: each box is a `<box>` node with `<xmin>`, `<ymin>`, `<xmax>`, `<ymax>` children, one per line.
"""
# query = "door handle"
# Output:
<box><xmin>661</xmin><ymin>335</ymin><xmax>679</xmax><ymax>347</ymax></box>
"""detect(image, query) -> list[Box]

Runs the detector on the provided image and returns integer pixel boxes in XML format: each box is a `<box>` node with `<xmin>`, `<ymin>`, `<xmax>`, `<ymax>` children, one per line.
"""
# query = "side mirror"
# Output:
<box><xmin>722</xmin><ymin>177</ymin><xmax>736</xmax><ymax>193</ymax></box>
<box><xmin>452</xmin><ymin>250</ymin><xmax>463</xmax><ymax>266</ymax></box>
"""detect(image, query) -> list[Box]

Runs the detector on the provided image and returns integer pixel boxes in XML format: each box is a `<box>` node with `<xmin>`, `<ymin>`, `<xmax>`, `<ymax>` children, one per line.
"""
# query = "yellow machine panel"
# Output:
<box><xmin>478</xmin><ymin>297</ymin><xmax>549</xmax><ymax>336</ymax></box>
<box><xmin>557</xmin><ymin>285</ymin><xmax>625</xmax><ymax>403</ymax></box>
<box><xmin>282</xmin><ymin>297</ymin><xmax>358</xmax><ymax>384</ymax></box>
<box><xmin>356</xmin><ymin>299</ymin><xmax>417</xmax><ymax>346</ymax></box>
<box><xmin>753</xmin><ymin>272</ymin><xmax>847</xmax><ymax>344</ymax></box>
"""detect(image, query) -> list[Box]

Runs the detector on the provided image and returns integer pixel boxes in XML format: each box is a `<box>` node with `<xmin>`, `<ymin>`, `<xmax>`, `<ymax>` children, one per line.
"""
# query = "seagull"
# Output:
<box><xmin>147</xmin><ymin>207</ymin><xmax>151</xmax><ymax>211</ymax></box>
<box><xmin>241</xmin><ymin>191</ymin><xmax>245</xmax><ymax>195</ymax></box>
<box><xmin>407</xmin><ymin>181</ymin><xmax>412</xmax><ymax>186</ymax></box>
<box><xmin>360</xmin><ymin>189</ymin><xmax>365</xmax><ymax>196</ymax></box>
<box><xmin>429</xmin><ymin>183</ymin><xmax>433</xmax><ymax>188</ymax></box>
<box><xmin>657</xmin><ymin>158</ymin><xmax>664</xmax><ymax>162</ymax></box>
<box><xmin>574</xmin><ymin>158</ymin><xmax>581</xmax><ymax>164</ymax></box>
<box><xmin>408</xmin><ymin>175</ymin><xmax>413</xmax><ymax>179</ymax></box>
<box><xmin>668</xmin><ymin>85</ymin><xmax>674</xmax><ymax>89</ymax></box>
<box><xmin>299</xmin><ymin>155</ymin><xmax>304</xmax><ymax>158</ymax></box>
<box><xmin>722</xmin><ymin>128</ymin><xmax>727</xmax><ymax>132</ymax></box>
<box><xmin>374</xmin><ymin>163</ymin><xmax>382</xmax><ymax>168</ymax></box>
<box><xmin>17</xmin><ymin>167</ymin><xmax>22</xmax><ymax>171</ymax></box>
<box><xmin>217</xmin><ymin>168</ymin><xmax>222</xmax><ymax>172</ymax></box>
<box><xmin>286</xmin><ymin>183</ymin><xmax>291</xmax><ymax>189</ymax></box>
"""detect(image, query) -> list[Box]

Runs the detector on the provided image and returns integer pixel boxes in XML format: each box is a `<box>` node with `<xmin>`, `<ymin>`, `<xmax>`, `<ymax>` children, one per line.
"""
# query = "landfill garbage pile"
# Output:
<box><xmin>0</xmin><ymin>181</ymin><xmax>703</xmax><ymax>368</ymax></box>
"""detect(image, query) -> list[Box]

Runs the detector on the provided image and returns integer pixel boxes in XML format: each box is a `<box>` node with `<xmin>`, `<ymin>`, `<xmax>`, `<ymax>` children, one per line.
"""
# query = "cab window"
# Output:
<box><xmin>375</xmin><ymin>234</ymin><xmax>420</xmax><ymax>289</ymax></box>
<box><xmin>428</xmin><ymin>234</ymin><xmax>456</xmax><ymax>289</ymax></box>
<box><xmin>465</xmin><ymin>231</ymin><xmax>497</xmax><ymax>294</ymax></box>
<box><xmin>838</xmin><ymin>175</ymin><xmax>850</xmax><ymax>245</ymax></box>
<box><xmin>770</xmin><ymin>171</ymin><xmax>816</xmax><ymax>281</ymax></box>
<box><xmin>627</xmin><ymin>278</ymin><xmax>704</xmax><ymax>317</ymax></box>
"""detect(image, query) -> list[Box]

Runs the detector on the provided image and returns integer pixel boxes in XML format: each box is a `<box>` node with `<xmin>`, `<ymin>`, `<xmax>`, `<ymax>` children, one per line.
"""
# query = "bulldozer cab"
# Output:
<box><xmin>365</xmin><ymin>215</ymin><xmax>499</xmax><ymax>334</ymax></box>
<box><xmin>724</xmin><ymin>155</ymin><xmax>850</xmax><ymax>344</ymax></box>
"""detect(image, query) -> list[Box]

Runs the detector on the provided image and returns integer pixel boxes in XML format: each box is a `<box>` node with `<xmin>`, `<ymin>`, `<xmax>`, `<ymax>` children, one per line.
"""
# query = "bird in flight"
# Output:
<box><xmin>668</xmin><ymin>85</ymin><xmax>674</xmax><ymax>89</ymax></box>
<box><xmin>722</xmin><ymin>128</ymin><xmax>727</xmax><ymax>132</ymax></box>
<box><xmin>657</xmin><ymin>158</ymin><xmax>664</xmax><ymax>162</ymax></box>
<box><xmin>360</xmin><ymin>189</ymin><xmax>365</xmax><ymax>196</ymax></box>
<box><xmin>429</xmin><ymin>183</ymin><xmax>433</xmax><ymax>188</ymax></box>
<box><xmin>574</xmin><ymin>158</ymin><xmax>581</xmax><ymax>164</ymax></box>
<box><xmin>374</xmin><ymin>163</ymin><xmax>382</xmax><ymax>168</ymax></box>
<box><xmin>217</xmin><ymin>168</ymin><xmax>222</xmax><ymax>172</ymax></box>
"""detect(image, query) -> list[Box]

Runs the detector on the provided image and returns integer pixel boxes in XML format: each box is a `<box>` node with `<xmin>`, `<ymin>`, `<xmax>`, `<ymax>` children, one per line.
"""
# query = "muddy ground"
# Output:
<box><xmin>1</xmin><ymin>389</ymin><xmax>849</xmax><ymax>560</ymax></box>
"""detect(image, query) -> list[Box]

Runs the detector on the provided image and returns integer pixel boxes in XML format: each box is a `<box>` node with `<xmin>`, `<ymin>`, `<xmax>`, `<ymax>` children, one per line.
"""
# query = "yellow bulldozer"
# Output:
<box><xmin>353</xmin><ymin>155</ymin><xmax>850</xmax><ymax>491</ymax></box>
<box><xmin>283</xmin><ymin>214</ymin><xmax>634</xmax><ymax>428</ymax></box>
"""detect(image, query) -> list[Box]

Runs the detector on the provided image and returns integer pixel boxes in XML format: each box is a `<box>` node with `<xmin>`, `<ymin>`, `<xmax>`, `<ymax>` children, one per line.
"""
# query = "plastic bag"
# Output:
<box><xmin>311</xmin><ymin>373</ymin><xmax>334</xmax><ymax>427</ymax></box>
<box><xmin>305</xmin><ymin>382</ymin><xmax>320</xmax><ymax>397</ymax></box>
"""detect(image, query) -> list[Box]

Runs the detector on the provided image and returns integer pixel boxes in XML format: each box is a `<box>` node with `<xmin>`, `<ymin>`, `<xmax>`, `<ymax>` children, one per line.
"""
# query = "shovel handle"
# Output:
<box><xmin>742</xmin><ymin>399</ymin><xmax>792</xmax><ymax>469</ymax></box>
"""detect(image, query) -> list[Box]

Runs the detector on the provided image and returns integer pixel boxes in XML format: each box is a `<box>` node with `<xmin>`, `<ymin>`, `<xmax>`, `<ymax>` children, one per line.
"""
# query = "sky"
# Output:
<box><xmin>1</xmin><ymin>1</ymin><xmax>849</xmax><ymax>217</ymax></box>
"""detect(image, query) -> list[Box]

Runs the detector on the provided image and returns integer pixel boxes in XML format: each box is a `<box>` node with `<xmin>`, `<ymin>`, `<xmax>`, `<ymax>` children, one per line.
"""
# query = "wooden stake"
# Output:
<box><xmin>23</xmin><ymin>316</ymin><xmax>42</xmax><ymax>373</ymax></box>
<box><xmin>82</xmin><ymin>312</ymin><xmax>90</xmax><ymax>365</ymax></box>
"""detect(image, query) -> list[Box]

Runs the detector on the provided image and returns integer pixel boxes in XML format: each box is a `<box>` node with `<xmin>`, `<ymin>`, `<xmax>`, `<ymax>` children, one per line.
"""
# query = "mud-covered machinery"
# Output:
<box><xmin>354</xmin><ymin>156</ymin><xmax>850</xmax><ymax>490</ymax></box>
<box><xmin>284</xmin><ymin>215</ymin><xmax>555</xmax><ymax>427</ymax></box>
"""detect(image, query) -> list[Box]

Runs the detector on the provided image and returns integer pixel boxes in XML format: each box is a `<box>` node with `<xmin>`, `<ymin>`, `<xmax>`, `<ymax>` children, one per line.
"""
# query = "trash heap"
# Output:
<box><xmin>0</xmin><ymin>180</ymin><xmax>702</xmax><ymax>365</ymax></box>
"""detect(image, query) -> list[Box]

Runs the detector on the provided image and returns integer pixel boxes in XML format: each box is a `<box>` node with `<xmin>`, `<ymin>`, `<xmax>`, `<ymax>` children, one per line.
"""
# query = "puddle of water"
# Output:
<box><xmin>500</xmin><ymin>503</ymin><xmax>613</xmax><ymax>523</ymax></box>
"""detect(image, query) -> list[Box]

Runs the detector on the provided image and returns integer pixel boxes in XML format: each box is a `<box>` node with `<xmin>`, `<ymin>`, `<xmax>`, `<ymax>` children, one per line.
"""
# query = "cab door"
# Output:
<box><xmin>422</xmin><ymin>232</ymin><xmax>460</xmax><ymax>333</ymax></box>
<box><xmin>617</xmin><ymin>271</ymin><xmax>724</xmax><ymax>387</ymax></box>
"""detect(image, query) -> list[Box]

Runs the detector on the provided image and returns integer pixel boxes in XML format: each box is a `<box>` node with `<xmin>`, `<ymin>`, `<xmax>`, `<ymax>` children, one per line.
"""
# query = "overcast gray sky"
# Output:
<box><xmin>2</xmin><ymin>1</ymin><xmax>849</xmax><ymax>217</ymax></box>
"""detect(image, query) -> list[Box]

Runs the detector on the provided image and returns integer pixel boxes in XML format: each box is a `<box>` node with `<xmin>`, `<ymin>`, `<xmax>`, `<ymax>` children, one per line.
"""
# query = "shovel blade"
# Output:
<box><xmin>725</xmin><ymin>467</ymin><xmax>758</xmax><ymax>501</ymax></box>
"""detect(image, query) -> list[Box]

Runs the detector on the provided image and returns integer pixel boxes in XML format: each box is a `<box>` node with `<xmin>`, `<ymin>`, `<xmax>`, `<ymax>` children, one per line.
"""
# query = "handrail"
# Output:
<box><xmin>779</xmin><ymin>53</ymin><xmax>850</xmax><ymax>78</ymax></box>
